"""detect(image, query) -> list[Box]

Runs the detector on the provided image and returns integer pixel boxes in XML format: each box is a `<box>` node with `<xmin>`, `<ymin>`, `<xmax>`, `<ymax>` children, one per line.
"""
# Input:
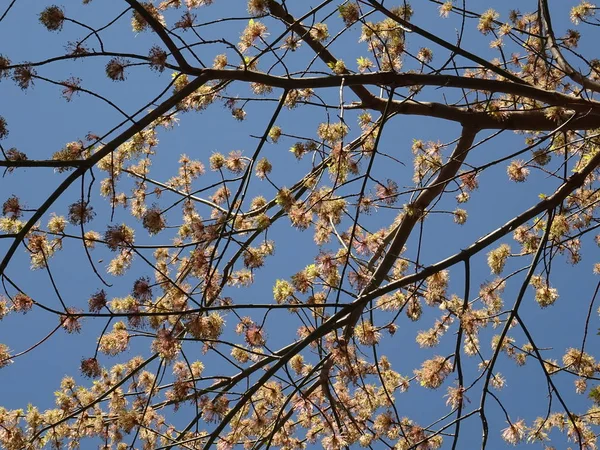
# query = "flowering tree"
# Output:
<box><xmin>2</xmin><ymin>0</ymin><xmax>600</xmax><ymax>448</ymax></box>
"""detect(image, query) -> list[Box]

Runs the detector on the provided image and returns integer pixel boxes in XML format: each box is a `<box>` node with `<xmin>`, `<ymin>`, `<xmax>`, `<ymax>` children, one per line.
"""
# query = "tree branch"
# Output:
<box><xmin>343</xmin><ymin>126</ymin><xmax>478</xmax><ymax>340</ymax></box>
<box><xmin>0</xmin><ymin>73</ymin><xmax>210</xmax><ymax>277</ymax></box>
<box><xmin>123</xmin><ymin>0</ymin><xmax>192</xmax><ymax>70</ymax></box>
<box><xmin>366</xmin><ymin>0</ymin><xmax>528</xmax><ymax>85</ymax></box>
<box><xmin>539</xmin><ymin>0</ymin><xmax>600</xmax><ymax>93</ymax></box>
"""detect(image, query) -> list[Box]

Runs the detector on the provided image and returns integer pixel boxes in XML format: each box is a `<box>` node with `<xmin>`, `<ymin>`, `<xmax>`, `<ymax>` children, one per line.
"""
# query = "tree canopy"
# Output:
<box><xmin>2</xmin><ymin>0</ymin><xmax>600</xmax><ymax>449</ymax></box>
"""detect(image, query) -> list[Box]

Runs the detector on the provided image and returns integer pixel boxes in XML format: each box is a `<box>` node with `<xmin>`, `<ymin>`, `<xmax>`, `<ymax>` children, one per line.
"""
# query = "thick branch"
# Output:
<box><xmin>174</xmin><ymin>69</ymin><xmax>600</xmax><ymax>114</ymax></box>
<box><xmin>539</xmin><ymin>0</ymin><xmax>600</xmax><ymax>93</ymax></box>
<box><xmin>123</xmin><ymin>0</ymin><xmax>192</xmax><ymax>70</ymax></box>
<box><xmin>370</xmin><ymin>97</ymin><xmax>596</xmax><ymax>131</ymax></box>
<box><xmin>175</xmin><ymin>68</ymin><xmax>600</xmax><ymax>130</ymax></box>
<box><xmin>344</xmin><ymin>126</ymin><xmax>478</xmax><ymax>340</ymax></box>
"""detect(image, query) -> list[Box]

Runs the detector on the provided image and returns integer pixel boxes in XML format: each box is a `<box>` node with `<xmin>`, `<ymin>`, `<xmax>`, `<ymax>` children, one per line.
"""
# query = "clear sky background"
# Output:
<box><xmin>1</xmin><ymin>0</ymin><xmax>599</xmax><ymax>449</ymax></box>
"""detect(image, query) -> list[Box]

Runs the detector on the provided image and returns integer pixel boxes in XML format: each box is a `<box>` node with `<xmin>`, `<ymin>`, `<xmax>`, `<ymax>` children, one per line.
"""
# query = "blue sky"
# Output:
<box><xmin>1</xmin><ymin>0</ymin><xmax>600</xmax><ymax>449</ymax></box>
